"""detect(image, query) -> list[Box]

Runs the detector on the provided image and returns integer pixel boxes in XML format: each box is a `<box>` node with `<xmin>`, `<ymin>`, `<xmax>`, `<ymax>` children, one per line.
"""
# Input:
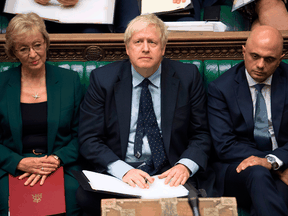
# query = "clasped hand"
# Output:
<box><xmin>122</xmin><ymin>164</ymin><xmax>190</xmax><ymax>189</ymax></box>
<box><xmin>17</xmin><ymin>155</ymin><xmax>60</xmax><ymax>186</ymax></box>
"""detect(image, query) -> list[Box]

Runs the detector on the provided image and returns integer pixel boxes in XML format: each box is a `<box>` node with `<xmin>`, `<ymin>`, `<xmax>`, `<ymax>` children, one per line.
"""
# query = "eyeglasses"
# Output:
<box><xmin>15</xmin><ymin>41</ymin><xmax>45</xmax><ymax>56</ymax></box>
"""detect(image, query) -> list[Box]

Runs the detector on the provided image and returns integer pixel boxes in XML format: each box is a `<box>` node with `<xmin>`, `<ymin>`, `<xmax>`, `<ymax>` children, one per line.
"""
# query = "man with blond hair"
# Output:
<box><xmin>77</xmin><ymin>14</ymin><xmax>213</xmax><ymax>215</ymax></box>
<box><xmin>208</xmin><ymin>25</ymin><xmax>288</xmax><ymax>215</ymax></box>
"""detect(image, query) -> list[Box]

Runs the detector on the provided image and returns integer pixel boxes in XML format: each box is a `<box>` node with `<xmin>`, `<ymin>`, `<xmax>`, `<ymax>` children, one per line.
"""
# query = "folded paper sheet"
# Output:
<box><xmin>83</xmin><ymin>170</ymin><xmax>189</xmax><ymax>199</ymax></box>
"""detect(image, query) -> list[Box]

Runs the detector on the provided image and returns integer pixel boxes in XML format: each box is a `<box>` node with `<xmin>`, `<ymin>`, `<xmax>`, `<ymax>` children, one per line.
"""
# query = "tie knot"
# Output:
<box><xmin>141</xmin><ymin>78</ymin><xmax>150</xmax><ymax>88</ymax></box>
<box><xmin>254</xmin><ymin>84</ymin><xmax>265</xmax><ymax>92</ymax></box>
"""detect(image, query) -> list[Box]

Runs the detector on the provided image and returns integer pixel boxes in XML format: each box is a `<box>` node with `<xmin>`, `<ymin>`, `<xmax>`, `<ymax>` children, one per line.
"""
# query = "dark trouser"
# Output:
<box><xmin>224</xmin><ymin>164</ymin><xmax>288</xmax><ymax>216</ymax></box>
<box><xmin>76</xmin><ymin>186</ymin><xmax>125</xmax><ymax>216</ymax></box>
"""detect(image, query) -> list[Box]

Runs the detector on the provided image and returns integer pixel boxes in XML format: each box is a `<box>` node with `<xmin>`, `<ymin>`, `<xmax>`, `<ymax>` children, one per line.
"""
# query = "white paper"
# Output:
<box><xmin>83</xmin><ymin>170</ymin><xmax>189</xmax><ymax>199</ymax></box>
<box><xmin>4</xmin><ymin>0</ymin><xmax>115</xmax><ymax>24</ymax></box>
<box><xmin>141</xmin><ymin>0</ymin><xmax>191</xmax><ymax>15</ymax></box>
<box><xmin>165</xmin><ymin>21</ymin><xmax>227</xmax><ymax>32</ymax></box>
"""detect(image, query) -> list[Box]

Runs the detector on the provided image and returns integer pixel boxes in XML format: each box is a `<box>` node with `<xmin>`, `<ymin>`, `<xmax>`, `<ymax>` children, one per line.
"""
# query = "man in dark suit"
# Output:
<box><xmin>208</xmin><ymin>25</ymin><xmax>288</xmax><ymax>215</ymax></box>
<box><xmin>77</xmin><ymin>13</ymin><xmax>212</xmax><ymax>215</ymax></box>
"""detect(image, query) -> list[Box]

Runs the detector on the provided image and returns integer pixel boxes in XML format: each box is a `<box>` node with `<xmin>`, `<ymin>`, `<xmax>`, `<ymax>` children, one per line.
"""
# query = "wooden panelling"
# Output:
<box><xmin>1</xmin><ymin>31</ymin><xmax>288</xmax><ymax>62</ymax></box>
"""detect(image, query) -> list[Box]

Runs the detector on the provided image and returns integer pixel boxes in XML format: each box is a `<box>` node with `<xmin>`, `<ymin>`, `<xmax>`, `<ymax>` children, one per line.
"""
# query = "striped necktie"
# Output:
<box><xmin>253</xmin><ymin>84</ymin><xmax>272</xmax><ymax>151</ymax></box>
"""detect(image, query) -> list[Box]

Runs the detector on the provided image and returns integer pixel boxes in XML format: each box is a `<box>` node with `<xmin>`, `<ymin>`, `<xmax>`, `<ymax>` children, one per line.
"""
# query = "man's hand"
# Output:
<box><xmin>16</xmin><ymin>156</ymin><xmax>58</xmax><ymax>175</ymax></box>
<box><xmin>158</xmin><ymin>164</ymin><xmax>190</xmax><ymax>187</ymax></box>
<box><xmin>236</xmin><ymin>155</ymin><xmax>271</xmax><ymax>173</ymax></box>
<box><xmin>122</xmin><ymin>169</ymin><xmax>154</xmax><ymax>189</ymax></box>
<box><xmin>173</xmin><ymin>0</ymin><xmax>186</xmax><ymax>4</ymax></box>
<box><xmin>19</xmin><ymin>173</ymin><xmax>48</xmax><ymax>186</ymax></box>
<box><xmin>34</xmin><ymin>0</ymin><xmax>50</xmax><ymax>5</ymax></box>
<box><xmin>57</xmin><ymin>0</ymin><xmax>79</xmax><ymax>6</ymax></box>
<box><xmin>276</xmin><ymin>168</ymin><xmax>288</xmax><ymax>185</ymax></box>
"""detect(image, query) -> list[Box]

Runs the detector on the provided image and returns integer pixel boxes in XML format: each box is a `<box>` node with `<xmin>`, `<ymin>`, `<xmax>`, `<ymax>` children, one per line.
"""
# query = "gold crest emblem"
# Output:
<box><xmin>32</xmin><ymin>193</ymin><xmax>42</xmax><ymax>203</ymax></box>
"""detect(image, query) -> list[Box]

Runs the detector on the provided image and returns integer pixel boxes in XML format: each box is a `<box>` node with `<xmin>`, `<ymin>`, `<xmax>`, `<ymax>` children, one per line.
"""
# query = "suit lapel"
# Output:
<box><xmin>235</xmin><ymin>66</ymin><xmax>254</xmax><ymax>133</ymax></box>
<box><xmin>114</xmin><ymin>61</ymin><xmax>133</xmax><ymax>158</ymax></box>
<box><xmin>161</xmin><ymin>59</ymin><xmax>179</xmax><ymax>151</ymax></box>
<box><xmin>7</xmin><ymin>66</ymin><xmax>23</xmax><ymax>153</ymax></box>
<box><xmin>46</xmin><ymin>64</ymin><xmax>60</xmax><ymax>154</ymax></box>
<box><xmin>271</xmin><ymin>67</ymin><xmax>286</xmax><ymax>141</ymax></box>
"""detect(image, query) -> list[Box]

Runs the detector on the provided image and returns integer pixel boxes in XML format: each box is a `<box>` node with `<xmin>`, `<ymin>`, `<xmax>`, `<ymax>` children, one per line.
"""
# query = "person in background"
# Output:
<box><xmin>76</xmin><ymin>13</ymin><xmax>214</xmax><ymax>216</ymax></box>
<box><xmin>252</xmin><ymin>0</ymin><xmax>288</xmax><ymax>30</ymax></box>
<box><xmin>208</xmin><ymin>25</ymin><xmax>288</xmax><ymax>215</ymax></box>
<box><xmin>0</xmin><ymin>12</ymin><xmax>83</xmax><ymax>215</ymax></box>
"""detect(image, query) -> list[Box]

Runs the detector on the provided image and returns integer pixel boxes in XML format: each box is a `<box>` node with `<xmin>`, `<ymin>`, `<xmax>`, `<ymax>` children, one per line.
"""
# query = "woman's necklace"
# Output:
<box><xmin>28</xmin><ymin>81</ymin><xmax>42</xmax><ymax>100</ymax></box>
<box><xmin>32</xmin><ymin>90</ymin><xmax>40</xmax><ymax>100</ymax></box>
<box><xmin>22</xmin><ymin>75</ymin><xmax>45</xmax><ymax>100</ymax></box>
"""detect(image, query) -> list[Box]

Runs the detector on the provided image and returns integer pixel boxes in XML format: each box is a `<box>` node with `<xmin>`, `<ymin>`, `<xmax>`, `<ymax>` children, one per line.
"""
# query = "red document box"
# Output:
<box><xmin>9</xmin><ymin>166</ymin><xmax>66</xmax><ymax>216</ymax></box>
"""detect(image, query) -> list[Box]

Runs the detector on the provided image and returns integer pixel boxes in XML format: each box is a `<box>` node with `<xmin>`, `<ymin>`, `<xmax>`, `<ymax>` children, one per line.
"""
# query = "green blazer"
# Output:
<box><xmin>0</xmin><ymin>63</ymin><xmax>83</xmax><ymax>178</ymax></box>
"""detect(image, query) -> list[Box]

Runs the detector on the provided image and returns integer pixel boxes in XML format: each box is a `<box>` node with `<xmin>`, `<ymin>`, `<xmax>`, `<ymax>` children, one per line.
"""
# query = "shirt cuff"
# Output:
<box><xmin>266</xmin><ymin>154</ymin><xmax>283</xmax><ymax>170</ymax></box>
<box><xmin>107</xmin><ymin>160</ymin><xmax>134</xmax><ymax>180</ymax></box>
<box><xmin>176</xmin><ymin>158</ymin><xmax>199</xmax><ymax>177</ymax></box>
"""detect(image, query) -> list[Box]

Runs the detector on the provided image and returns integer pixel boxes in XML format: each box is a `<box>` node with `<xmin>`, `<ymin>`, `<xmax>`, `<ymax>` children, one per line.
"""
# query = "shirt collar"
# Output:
<box><xmin>132</xmin><ymin>64</ymin><xmax>161</xmax><ymax>88</ymax></box>
<box><xmin>245</xmin><ymin>68</ymin><xmax>272</xmax><ymax>87</ymax></box>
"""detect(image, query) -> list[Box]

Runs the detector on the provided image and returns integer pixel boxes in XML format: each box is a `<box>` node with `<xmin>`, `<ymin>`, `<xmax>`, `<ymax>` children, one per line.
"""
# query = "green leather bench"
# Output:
<box><xmin>0</xmin><ymin>60</ymin><xmax>203</xmax><ymax>89</ymax></box>
<box><xmin>0</xmin><ymin>59</ymin><xmax>240</xmax><ymax>86</ymax></box>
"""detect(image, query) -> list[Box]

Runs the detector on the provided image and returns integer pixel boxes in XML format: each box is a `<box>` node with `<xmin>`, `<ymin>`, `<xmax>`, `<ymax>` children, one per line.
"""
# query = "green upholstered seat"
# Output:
<box><xmin>203</xmin><ymin>59</ymin><xmax>243</xmax><ymax>89</ymax></box>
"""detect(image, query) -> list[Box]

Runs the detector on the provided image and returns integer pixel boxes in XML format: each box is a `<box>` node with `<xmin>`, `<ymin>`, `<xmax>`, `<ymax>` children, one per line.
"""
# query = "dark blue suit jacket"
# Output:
<box><xmin>208</xmin><ymin>61</ymin><xmax>288</xmax><ymax>194</ymax></box>
<box><xmin>79</xmin><ymin>58</ymin><xmax>214</xmax><ymax>193</ymax></box>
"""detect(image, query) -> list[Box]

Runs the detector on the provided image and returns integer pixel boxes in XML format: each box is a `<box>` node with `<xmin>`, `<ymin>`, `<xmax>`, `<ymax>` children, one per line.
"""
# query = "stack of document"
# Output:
<box><xmin>165</xmin><ymin>21</ymin><xmax>227</xmax><ymax>32</ymax></box>
<box><xmin>83</xmin><ymin>170</ymin><xmax>189</xmax><ymax>199</ymax></box>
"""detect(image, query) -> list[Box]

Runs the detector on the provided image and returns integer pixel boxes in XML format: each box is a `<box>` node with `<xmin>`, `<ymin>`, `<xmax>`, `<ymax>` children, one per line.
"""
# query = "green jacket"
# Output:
<box><xmin>0</xmin><ymin>63</ymin><xmax>83</xmax><ymax>178</ymax></box>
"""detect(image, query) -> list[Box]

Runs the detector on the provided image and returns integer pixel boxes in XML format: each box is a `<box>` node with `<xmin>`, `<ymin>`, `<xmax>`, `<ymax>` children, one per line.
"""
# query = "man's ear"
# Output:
<box><xmin>161</xmin><ymin>45</ymin><xmax>166</xmax><ymax>56</ymax></box>
<box><xmin>280</xmin><ymin>53</ymin><xmax>285</xmax><ymax>61</ymax></box>
<box><xmin>125</xmin><ymin>45</ymin><xmax>130</xmax><ymax>56</ymax></box>
<box><xmin>242</xmin><ymin>45</ymin><xmax>246</xmax><ymax>54</ymax></box>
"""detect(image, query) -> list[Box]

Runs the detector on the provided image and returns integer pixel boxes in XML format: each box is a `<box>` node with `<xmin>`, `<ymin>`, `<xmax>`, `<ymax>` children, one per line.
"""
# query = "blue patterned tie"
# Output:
<box><xmin>253</xmin><ymin>84</ymin><xmax>272</xmax><ymax>151</ymax></box>
<box><xmin>134</xmin><ymin>78</ymin><xmax>167</xmax><ymax>175</ymax></box>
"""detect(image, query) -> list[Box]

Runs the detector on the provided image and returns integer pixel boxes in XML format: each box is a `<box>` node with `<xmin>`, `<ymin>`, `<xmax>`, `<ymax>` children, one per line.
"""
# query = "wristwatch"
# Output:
<box><xmin>266</xmin><ymin>156</ymin><xmax>279</xmax><ymax>170</ymax></box>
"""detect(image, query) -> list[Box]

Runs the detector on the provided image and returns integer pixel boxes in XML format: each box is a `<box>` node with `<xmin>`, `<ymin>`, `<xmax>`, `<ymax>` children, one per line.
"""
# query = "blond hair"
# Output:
<box><xmin>124</xmin><ymin>14</ymin><xmax>168</xmax><ymax>49</ymax></box>
<box><xmin>5</xmin><ymin>12</ymin><xmax>50</xmax><ymax>59</ymax></box>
